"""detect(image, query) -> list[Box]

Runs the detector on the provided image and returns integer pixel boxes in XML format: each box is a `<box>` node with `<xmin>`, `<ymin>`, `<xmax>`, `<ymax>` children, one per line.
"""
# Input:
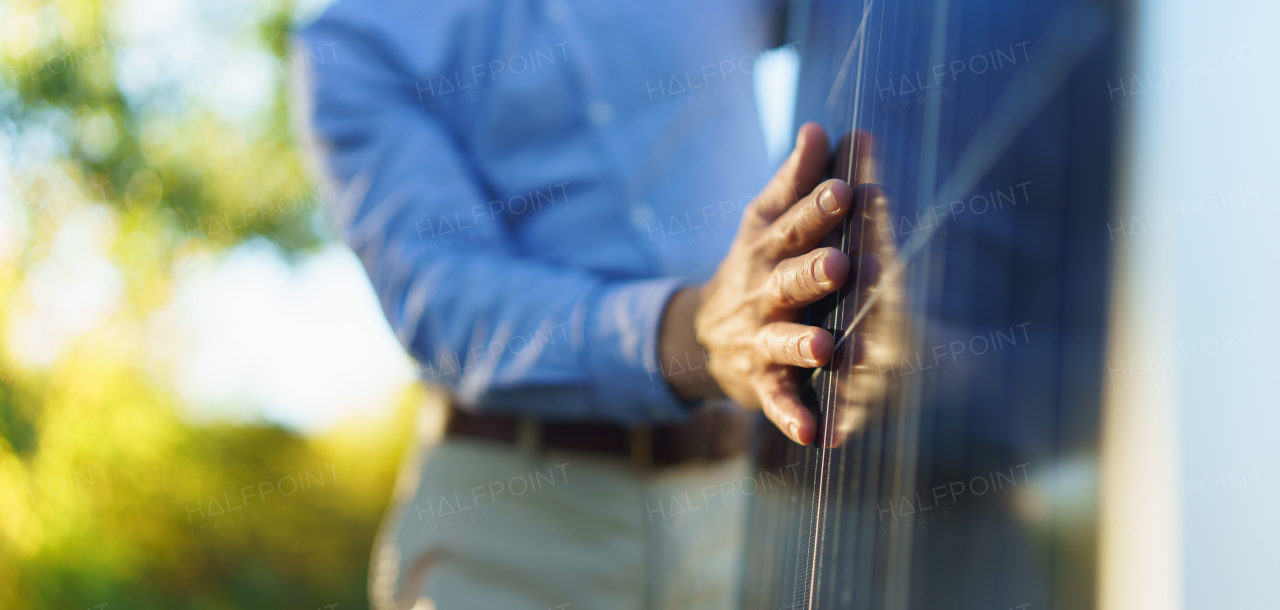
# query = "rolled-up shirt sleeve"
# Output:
<box><xmin>295</xmin><ymin>14</ymin><xmax>692</xmax><ymax>424</ymax></box>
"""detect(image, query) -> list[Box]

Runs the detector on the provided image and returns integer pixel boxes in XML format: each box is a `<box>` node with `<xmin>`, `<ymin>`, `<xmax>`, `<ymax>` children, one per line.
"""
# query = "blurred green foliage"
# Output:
<box><xmin>0</xmin><ymin>0</ymin><xmax>418</xmax><ymax>607</ymax></box>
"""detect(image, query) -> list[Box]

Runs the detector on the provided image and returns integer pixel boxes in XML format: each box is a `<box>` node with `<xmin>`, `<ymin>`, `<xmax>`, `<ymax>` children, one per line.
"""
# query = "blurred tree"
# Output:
<box><xmin>0</xmin><ymin>0</ymin><xmax>417</xmax><ymax>608</ymax></box>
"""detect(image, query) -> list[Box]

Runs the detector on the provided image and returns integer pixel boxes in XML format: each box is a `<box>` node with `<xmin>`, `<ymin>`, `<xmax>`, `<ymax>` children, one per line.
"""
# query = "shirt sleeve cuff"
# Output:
<box><xmin>584</xmin><ymin>276</ymin><xmax>697</xmax><ymax>424</ymax></box>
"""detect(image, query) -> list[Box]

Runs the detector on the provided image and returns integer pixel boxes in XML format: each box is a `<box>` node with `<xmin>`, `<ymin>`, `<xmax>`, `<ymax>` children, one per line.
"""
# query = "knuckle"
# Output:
<box><xmin>768</xmin><ymin>271</ymin><xmax>793</xmax><ymax>307</ymax></box>
<box><xmin>803</xmin><ymin>253</ymin><xmax>825</xmax><ymax>292</ymax></box>
<box><xmin>789</xmin><ymin>263</ymin><xmax>815</xmax><ymax>301</ymax></box>
<box><xmin>765</xmin><ymin>328</ymin><xmax>789</xmax><ymax>362</ymax></box>
<box><xmin>778</xmin><ymin>225</ymin><xmax>804</xmax><ymax>252</ymax></box>
<box><xmin>787</xmin><ymin>183</ymin><xmax>804</xmax><ymax>204</ymax></box>
<box><xmin>748</xmin><ymin>237</ymin><xmax>772</xmax><ymax>261</ymax></box>
<box><xmin>744</xmin><ymin>200</ymin><xmax>770</xmax><ymax>224</ymax></box>
<box><xmin>755</xmin><ymin>327</ymin><xmax>775</xmax><ymax>355</ymax></box>
<box><xmin>765</xmin><ymin>326</ymin><xmax>794</xmax><ymax>363</ymax></box>
<box><xmin>768</xmin><ymin>328</ymin><xmax>788</xmax><ymax>358</ymax></box>
<box><xmin>788</xmin><ymin>334</ymin><xmax>805</xmax><ymax>362</ymax></box>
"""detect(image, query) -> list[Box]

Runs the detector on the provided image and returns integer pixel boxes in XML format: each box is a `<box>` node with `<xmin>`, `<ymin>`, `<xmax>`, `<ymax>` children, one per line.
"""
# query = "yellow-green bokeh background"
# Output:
<box><xmin>0</xmin><ymin>0</ymin><xmax>418</xmax><ymax>607</ymax></box>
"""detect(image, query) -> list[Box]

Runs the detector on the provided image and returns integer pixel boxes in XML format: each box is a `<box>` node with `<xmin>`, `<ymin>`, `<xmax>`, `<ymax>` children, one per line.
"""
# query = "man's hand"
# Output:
<box><xmin>659</xmin><ymin>123</ymin><xmax>876</xmax><ymax>445</ymax></box>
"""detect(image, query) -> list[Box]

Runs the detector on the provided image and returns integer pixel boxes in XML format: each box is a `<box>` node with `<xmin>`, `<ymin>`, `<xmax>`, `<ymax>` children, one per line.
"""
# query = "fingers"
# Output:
<box><xmin>756</xmin><ymin>372</ymin><xmax>816</xmax><ymax>446</ymax></box>
<box><xmin>759</xmin><ymin>179</ymin><xmax>853</xmax><ymax>260</ymax></box>
<box><xmin>746</xmin><ymin>123</ymin><xmax>830</xmax><ymax>227</ymax></box>
<box><xmin>757</xmin><ymin>321</ymin><xmax>834</xmax><ymax>368</ymax></box>
<box><xmin>766</xmin><ymin>247</ymin><xmax>850</xmax><ymax>308</ymax></box>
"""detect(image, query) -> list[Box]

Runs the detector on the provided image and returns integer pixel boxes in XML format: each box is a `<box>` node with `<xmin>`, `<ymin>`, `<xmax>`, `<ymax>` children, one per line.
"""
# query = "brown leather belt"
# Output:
<box><xmin>444</xmin><ymin>402</ymin><xmax>753</xmax><ymax>469</ymax></box>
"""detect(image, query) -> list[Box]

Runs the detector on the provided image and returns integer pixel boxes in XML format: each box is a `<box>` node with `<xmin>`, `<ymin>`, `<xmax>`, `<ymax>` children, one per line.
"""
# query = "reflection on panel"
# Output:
<box><xmin>745</xmin><ymin>1</ymin><xmax>1129</xmax><ymax>608</ymax></box>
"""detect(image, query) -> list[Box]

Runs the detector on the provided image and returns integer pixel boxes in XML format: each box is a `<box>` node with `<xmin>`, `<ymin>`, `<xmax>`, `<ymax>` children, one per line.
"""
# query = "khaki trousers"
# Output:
<box><xmin>370</xmin><ymin>402</ymin><xmax>752</xmax><ymax>610</ymax></box>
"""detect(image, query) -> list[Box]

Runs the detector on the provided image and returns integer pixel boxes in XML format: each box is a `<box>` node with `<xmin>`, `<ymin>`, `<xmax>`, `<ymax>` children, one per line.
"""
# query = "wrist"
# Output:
<box><xmin>658</xmin><ymin>286</ymin><xmax>723</xmax><ymax>403</ymax></box>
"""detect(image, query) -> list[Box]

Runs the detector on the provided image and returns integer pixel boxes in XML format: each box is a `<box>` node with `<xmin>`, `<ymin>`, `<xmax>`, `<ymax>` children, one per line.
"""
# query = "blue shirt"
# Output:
<box><xmin>298</xmin><ymin>0</ymin><xmax>780</xmax><ymax>424</ymax></box>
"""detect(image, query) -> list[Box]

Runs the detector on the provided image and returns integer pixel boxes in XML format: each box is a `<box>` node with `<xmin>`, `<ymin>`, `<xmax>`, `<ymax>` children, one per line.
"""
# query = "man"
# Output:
<box><xmin>296</xmin><ymin>1</ymin><xmax>874</xmax><ymax>607</ymax></box>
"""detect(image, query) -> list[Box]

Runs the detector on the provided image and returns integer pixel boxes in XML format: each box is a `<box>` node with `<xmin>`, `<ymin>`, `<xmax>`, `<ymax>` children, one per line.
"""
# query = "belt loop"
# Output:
<box><xmin>516</xmin><ymin>417</ymin><xmax>542</xmax><ymax>456</ymax></box>
<box><xmin>630</xmin><ymin>426</ymin><xmax>654</xmax><ymax>471</ymax></box>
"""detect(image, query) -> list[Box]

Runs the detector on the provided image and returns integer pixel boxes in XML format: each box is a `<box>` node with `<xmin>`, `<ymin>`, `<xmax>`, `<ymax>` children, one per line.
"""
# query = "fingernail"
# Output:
<box><xmin>799</xmin><ymin>335</ymin><xmax>813</xmax><ymax>360</ymax></box>
<box><xmin>813</xmin><ymin>253</ymin><xmax>831</xmax><ymax>283</ymax></box>
<box><xmin>788</xmin><ymin>422</ymin><xmax>801</xmax><ymax>441</ymax></box>
<box><xmin>819</xmin><ymin>186</ymin><xmax>840</xmax><ymax>213</ymax></box>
